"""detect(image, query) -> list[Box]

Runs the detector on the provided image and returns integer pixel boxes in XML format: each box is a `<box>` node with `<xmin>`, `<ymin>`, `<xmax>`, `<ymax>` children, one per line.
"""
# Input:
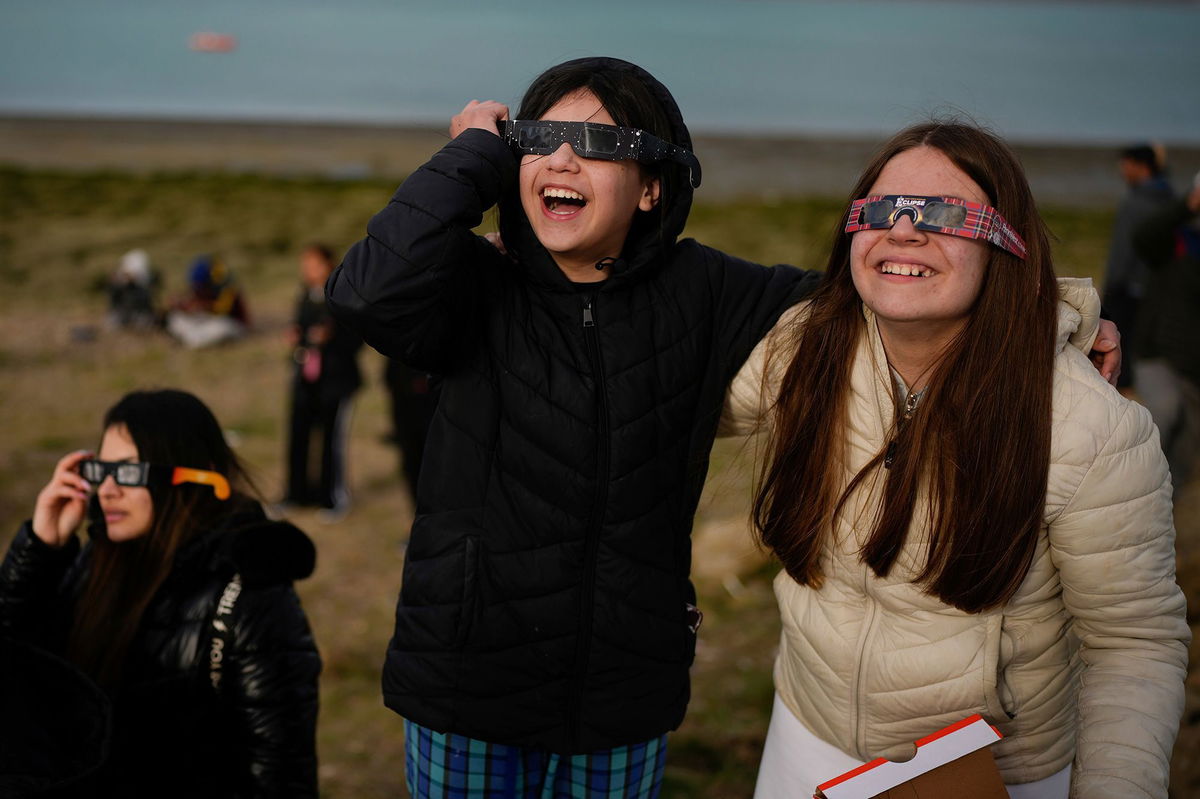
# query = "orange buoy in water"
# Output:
<box><xmin>189</xmin><ymin>32</ymin><xmax>237</xmax><ymax>53</ymax></box>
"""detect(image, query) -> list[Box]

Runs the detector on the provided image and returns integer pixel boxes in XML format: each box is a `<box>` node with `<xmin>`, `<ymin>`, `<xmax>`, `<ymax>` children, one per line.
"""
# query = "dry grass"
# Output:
<box><xmin>0</xmin><ymin>166</ymin><xmax>1194</xmax><ymax>798</ymax></box>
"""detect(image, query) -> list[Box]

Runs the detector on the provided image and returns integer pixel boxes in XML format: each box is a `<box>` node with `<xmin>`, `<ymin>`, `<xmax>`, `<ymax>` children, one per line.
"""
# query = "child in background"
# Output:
<box><xmin>283</xmin><ymin>244</ymin><xmax>362</xmax><ymax>518</ymax></box>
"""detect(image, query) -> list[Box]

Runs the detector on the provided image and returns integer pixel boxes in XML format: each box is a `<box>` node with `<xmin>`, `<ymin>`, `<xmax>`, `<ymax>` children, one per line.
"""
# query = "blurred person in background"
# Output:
<box><xmin>725</xmin><ymin>122</ymin><xmax>1187</xmax><ymax>799</ymax></box>
<box><xmin>105</xmin><ymin>248</ymin><xmax>160</xmax><ymax>330</ymax></box>
<box><xmin>1101</xmin><ymin>142</ymin><xmax>1174</xmax><ymax>389</ymax></box>
<box><xmin>166</xmin><ymin>254</ymin><xmax>250</xmax><ymax>349</ymax></box>
<box><xmin>0</xmin><ymin>389</ymin><xmax>321</xmax><ymax>798</ymax></box>
<box><xmin>1133</xmin><ymin>170</ymin><xmax>1200</xmax><ymax>485</ymax></box>
<box><xmin>281</xmin><ymin>244</ymin><xmax>362</xmax><ymax>519</ymax></box>
<box><xmin>382</xmin><ymin>358</ymin><xmax>436</xmax><ymax>504</ymax></box>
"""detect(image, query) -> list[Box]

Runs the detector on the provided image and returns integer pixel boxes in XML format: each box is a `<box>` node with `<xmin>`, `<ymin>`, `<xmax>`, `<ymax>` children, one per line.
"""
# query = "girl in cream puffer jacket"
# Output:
<box><xmin>727</xmin><ymin>122</ymin><xmax>1189</xmax><ymax>799</ymax></box>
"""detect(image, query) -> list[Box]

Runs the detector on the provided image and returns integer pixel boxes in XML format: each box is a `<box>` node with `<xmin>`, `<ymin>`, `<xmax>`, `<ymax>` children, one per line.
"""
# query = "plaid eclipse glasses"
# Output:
<box><xmin>502</xmin><ymin>119</ymin><xmax>702</xmax><ymax>189</ymax></box>
<box><xmin>845</xmin><ymin>194</ymin><xmax>1027</xmax><ymax>259</ymax></box>
<box><xmin>80</xmin><ymin>459</ymin><xmax>231</xmax><ymax>500</ymax></box>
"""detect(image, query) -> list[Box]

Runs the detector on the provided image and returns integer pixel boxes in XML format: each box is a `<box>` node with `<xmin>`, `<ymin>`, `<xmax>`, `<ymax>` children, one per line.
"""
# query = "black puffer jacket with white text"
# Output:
<box><xmin>0</xmin><ymin>503</ymin><xmax>320</xmax><ymax>798</ymax></box>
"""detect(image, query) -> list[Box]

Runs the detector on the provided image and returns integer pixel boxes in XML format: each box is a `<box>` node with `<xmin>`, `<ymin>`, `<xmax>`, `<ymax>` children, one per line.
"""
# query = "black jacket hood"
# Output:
<box><xmin>498</xmin><ymin>56</ymin><xmax>697</xmax><ymax>290</ymax></box>
<box><xmin>172</xmin><ymin>502</ymin><xmax>316</xmax><ymax>588</ymax></box>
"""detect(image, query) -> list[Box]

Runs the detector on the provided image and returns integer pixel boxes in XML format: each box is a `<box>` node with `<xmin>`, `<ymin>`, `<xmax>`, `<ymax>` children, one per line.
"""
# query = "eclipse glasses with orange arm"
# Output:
<box><xmin>79</xmin><ymin>459</ymin><xmax>231</xmax><ymax>500</ymax></box>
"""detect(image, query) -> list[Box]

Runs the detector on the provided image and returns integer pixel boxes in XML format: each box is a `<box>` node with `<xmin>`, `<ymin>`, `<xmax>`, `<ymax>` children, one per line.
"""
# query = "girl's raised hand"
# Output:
<box><xmin>32</xmin><ymin>451</ymin><xmax>93</xmax><ymax>547</ymax></box>
<box><xmin>450</xmin><ymin>100</ymin><xmax>509</xmax><ymax>140</ymax></box>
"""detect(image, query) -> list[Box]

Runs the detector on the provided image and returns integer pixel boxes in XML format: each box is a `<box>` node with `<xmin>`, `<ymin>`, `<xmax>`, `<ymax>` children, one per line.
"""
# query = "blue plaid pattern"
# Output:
<box><xmin>404</xmin><ymin>720</ymin><xmax>668</xmax><ymax>799</ymax></box>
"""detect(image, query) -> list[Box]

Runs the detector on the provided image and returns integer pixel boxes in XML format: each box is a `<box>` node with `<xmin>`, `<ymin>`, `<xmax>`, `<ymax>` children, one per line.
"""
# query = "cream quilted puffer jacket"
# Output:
<box><xmin>723</xmin><ymin>279</ymin><xmax>1189</xmax><ymax>798</ymax></box>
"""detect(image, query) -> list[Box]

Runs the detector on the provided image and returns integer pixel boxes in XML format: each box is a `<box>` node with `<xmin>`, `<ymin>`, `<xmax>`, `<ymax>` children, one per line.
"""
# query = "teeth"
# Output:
<box><xmin>543</xmin><ymin>187</ymin><xmax>585</xmax><ymax>201</ymax></box>
<box><xmin>880</xmin><ymin>262</ymin><xmax>932</xmax><ymax>277</ymax></box>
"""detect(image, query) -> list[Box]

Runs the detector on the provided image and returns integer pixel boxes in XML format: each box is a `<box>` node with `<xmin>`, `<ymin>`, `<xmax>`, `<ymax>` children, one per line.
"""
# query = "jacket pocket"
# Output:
<box><xmin>681</xmin><ymin>580</ymin><xmax>701</xmax><ymax>665</ymax></box>
<box><xmin>454</xmin><ymin>536</ymin><xmax>482</xmax><ymax>650</ymax></box>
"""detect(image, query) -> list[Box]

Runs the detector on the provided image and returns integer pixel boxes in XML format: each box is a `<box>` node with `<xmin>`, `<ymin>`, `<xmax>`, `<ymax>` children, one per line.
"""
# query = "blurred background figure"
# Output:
<box><xmin>1133</xmin><ymin>171</ymin><xmax>1200</xmax><ymax>485</ymax></box>
<box><xmin>0</xmin><ymin>389</ymin><xmax>321</xmax><ymax>797</ymax></box>
<box><xmin>105</xmin><ymin>248</ymin><xmax>159</xmax><ymax>330</ymax></box>
<box><xmin>165</xmin><ymin>254</ymin><xmax>250</xmax><ymax>348</ymax></box>
<box><xmin>282</xmin><ymin>244</ymin><xmax>362</xmax><ymax>518</ymax></box>
<box><xmin>382</xmin><ymin>360</ymin><xmax>437</xmax><ymax>504</ymax></box>
<box><xmin>1102</xmin><ymin>142</ymin><xmax>1175</xmax><ymax>390</ymax></box>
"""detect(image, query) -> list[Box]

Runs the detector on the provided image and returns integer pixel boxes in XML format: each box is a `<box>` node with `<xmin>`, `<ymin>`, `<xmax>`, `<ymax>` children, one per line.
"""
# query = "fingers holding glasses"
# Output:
<box><xmin>32</xmin><ymin>450</ymin><xmax>94</xmax><ymax>547</ymax></box>
<box><xmin>450</xmin><ymin>100</ymin><xmax>510</xmax><ymax>140</ymax></box>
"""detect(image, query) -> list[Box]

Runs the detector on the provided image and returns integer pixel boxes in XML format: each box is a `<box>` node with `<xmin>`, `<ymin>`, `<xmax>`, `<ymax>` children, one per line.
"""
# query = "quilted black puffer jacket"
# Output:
<box><xmin>0</xmin><ymin>503</ymin><xmax>321</xmax><ymax>798</ymax></box>
<box><xmin>327</xmin><ymin>56</ymin><xmax>819</xmax><ymax>753</ymax></box>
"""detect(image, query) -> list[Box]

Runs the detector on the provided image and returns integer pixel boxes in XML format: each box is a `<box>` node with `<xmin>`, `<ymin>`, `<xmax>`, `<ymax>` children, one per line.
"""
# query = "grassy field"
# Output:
<box><xmin>0</xmin><ymin>166</ymin><xmax>1195</xmax><ymax>797</ymax></box>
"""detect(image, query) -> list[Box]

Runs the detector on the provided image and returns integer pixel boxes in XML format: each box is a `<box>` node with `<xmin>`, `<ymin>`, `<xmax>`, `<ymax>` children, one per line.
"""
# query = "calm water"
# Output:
<box><xmin>1</xmin><ymin>0</ymin><xmax>1197</xmax><ymax>144</ymax></box>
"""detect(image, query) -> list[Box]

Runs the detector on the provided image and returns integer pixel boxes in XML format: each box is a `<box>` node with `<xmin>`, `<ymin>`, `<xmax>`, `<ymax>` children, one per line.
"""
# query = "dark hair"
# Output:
<box><xmin>1119</xmin><ymin>143</ymin><xmax>1162</xmax><ymax>175</ymax></box>
<box><xmin>753</xmin><ymin>121</ymin><xmax>1058</xmax><ymax>613</ymax></box>
<box><xmin>67</xmin><ymin>389</ymin><xmax>254</xmax><ymax>687</ymax></box>
<box><xmin>304</xmin><ymin>243</ymin><xmax>336</xmax><ymax>266</ymax></box>
<box><xmin>503</xmin><ymin>59</ymin><xmax>682</xmax><ymax>249</ymax></box>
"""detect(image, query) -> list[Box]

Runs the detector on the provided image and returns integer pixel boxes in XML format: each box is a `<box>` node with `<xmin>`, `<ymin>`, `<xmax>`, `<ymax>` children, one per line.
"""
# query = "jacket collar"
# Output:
<box><xmin>171</xmin><ymin>501</ymin><xmax>316</xmax><ymax>587</ymax></box>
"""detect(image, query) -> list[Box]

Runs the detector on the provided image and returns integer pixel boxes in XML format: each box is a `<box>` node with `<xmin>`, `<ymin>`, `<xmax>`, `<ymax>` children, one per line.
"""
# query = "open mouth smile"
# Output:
<box><xmin>879</xmin><ymin>261</ymin><xmax>934</xmax><ymax>278</ymax></box>
<box><xmin>542</xmin><ymin>187</ymin><xmax>587</xmax><ymax>217</ymax></box>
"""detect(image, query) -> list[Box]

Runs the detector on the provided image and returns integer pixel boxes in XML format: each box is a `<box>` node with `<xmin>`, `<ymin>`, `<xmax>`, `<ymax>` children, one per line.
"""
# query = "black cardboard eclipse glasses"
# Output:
<box><xmin>502</xmin><ymin>119</ymin><xmax>702</xmax><ymax>189</ymax></box>
<box><xmin>80</xmin><ymin>459</ymin><xmax>231</xmax><ymax>500</ymax></box>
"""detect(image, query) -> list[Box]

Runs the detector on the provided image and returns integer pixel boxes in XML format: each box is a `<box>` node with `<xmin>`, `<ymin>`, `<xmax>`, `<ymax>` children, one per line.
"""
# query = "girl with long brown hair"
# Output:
<box><xmin>724</xmin><ymin>123</ymin><xmax>1189</xmax><ymax>798</ymax></box>
<box><xmin>0</xmin><ymin>389</ymin><xmax>321</xmax><ymax>797</ymax></box>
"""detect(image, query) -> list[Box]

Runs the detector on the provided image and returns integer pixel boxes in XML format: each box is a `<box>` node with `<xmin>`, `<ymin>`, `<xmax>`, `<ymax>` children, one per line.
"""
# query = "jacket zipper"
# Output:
<box><xmin>884</xmin><ymin>389</ymin><xmax>923</xmax><ymax>469</ymax></box>
<box><xmin>567</xmin><ymin>293</ymin><xmax>610</xmax><ymax>749</ymax></box>
<box><xmin>851</xmin><ymin>561</ymin><xmax>878</xmax><ymax>758</ymax></box>
<box><xmin>857</xmin><ymin>381</ymin><xmax>919</xmax><ymax>751</ymax></box>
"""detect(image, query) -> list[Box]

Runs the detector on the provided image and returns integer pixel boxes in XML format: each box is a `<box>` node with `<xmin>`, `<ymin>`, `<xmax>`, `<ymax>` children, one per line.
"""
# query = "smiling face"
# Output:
<box><xmin>518</xmin><ymin>89</ymin><xmax>660</xmax><ymax>281</ymax></box>
<box><xmin>96</xmin><ymin>424</ymin><xmax>154</xmax><ymax>542</ymax></box>
<box><xmin>850</xmin><ymin>146</ymin><xmax>990</xmax><ymax>337</ymax></box>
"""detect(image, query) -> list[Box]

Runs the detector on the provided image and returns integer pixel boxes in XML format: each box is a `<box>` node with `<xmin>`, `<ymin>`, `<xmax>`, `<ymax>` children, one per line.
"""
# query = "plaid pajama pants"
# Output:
<box><xmin>404</xmin><ymin>720</ymin><xmax>668</xmax><ymax>799</ymax></box>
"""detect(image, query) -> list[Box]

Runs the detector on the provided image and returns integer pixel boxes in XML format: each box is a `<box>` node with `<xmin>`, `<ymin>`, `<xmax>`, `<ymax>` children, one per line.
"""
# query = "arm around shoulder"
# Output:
<box><xmin>704</xmin><ymin>245</ymin><xmax>821</xmax><ymax>375</ymax></box>
<box><xmin>718</xmin><ymin>302</ymin><xmax>811</xmax><ymax>438</ymax></box>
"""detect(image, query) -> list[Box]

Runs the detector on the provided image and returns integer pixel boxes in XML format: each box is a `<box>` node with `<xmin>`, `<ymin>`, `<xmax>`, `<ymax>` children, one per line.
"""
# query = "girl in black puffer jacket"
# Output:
<box><xmin>0</xmin><ymin>389</ymin><xmax>321</xmax><ymax>798</ymax></box>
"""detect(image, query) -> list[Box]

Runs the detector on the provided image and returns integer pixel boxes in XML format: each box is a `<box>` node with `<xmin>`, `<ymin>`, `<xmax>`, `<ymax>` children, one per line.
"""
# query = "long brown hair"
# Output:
<box><xmin>67</xmin><ymin>389</ymin><xmax>253</xmax><ymax>688</ymax></box>
<box><xmin>753</xmin><ymin>122</ymin><xmax>1058</xmax><ymax>613</ymax></box>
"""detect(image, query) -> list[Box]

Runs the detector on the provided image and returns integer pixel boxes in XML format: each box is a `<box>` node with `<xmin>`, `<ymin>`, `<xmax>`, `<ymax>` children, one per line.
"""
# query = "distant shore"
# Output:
<box><xmin>4</xmin><ymin>114</ymin><xmax>1199</xmax><ymax>207</ymax></box>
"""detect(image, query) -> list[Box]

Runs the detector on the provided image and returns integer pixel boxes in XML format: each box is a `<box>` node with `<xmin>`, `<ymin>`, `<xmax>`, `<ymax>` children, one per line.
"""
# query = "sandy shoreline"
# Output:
<box><xmin>4</xmin><ymin>114</ymin><xmax>1199</xmax><ymax>206</ymax></box>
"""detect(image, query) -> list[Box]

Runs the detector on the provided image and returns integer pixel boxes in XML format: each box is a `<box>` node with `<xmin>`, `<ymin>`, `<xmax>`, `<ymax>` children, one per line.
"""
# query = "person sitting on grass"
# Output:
<box><xmin>166</xmin><ymin>254</ymin><xmax>250</xmax><ymax>349</ymax></box>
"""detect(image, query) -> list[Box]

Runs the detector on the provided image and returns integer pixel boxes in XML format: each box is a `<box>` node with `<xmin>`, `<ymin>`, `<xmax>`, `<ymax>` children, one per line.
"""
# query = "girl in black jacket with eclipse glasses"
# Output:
<box><xmin>0</xmin><ymin>389</ymin><xmax>321</xmax><ymax>798</ymax></box>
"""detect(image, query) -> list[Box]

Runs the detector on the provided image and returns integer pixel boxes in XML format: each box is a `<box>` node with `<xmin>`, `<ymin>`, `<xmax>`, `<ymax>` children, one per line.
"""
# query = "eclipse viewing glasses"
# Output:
<box><xmin>503</xmin><ymin>119</ymin><xmax>702</xmax><ymax>189</ymax></box>
<box><xmin>80</xmin><ymin>459</ymin><xmax>231</xmax><ymax>500</ymax></box>
<box><xmin>845</xmin><ymin>194</ymin><xmax>1027</xmax><ymax>259</ymax></box>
